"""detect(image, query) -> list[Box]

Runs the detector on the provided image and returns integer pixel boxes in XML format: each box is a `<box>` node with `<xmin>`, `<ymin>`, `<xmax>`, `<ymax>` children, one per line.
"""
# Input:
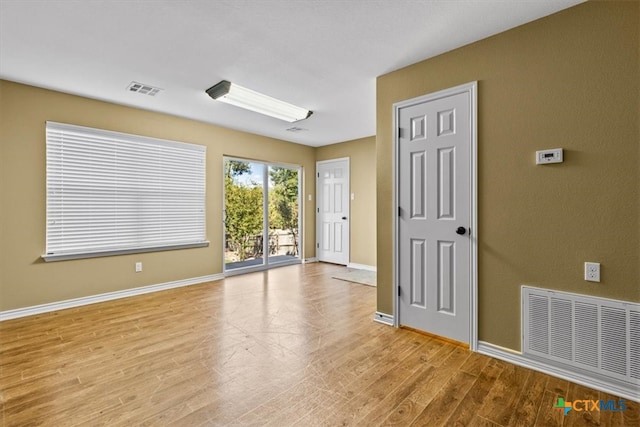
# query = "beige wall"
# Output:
<box><xmin>316</xmin><ymin>136</ymin><xmax>377</xmax><ymax>267</ymax></box>
<box><xmin>0</xmin><ymin>81</ymin><xmax>317</xmax><ymax>311</ymax></box>
<box><xmin>377</xmin><ymin>1</ymin><xmax>639</xmax><ymax>351</ymax></box>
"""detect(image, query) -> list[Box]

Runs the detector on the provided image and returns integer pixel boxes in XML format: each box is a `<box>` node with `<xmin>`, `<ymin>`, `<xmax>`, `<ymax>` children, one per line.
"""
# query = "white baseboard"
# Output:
<box><xmin>477</xmin><ymin>341</ymin><xmax>639</xmax><ymax>403</ymax></box>
<box><xmin>373</xmin><ymin>311</ymin><xmax>395</xmax><ymax>326</ymax></box>
<box><xmin>0</xmin><ymin>273</ymin><xmax>224</xmax><ymax>322</ymax></box>
<box><xmin>303</xmin><ymin>257</ymin><xmax>318</xmax><ymax>263</ymax></box>
<box><xmin>347</xmin><ymin>263</ymin><xmax>377</xmax><ymax>272</ymax></box>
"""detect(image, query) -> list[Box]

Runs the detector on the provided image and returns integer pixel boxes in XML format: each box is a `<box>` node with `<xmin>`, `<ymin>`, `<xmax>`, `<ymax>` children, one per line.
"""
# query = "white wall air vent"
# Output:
<box><xmin>127</xmin><ymin>81</ymin><xmax>162</xmax><ymax>96</ymax></box>
<box><xmin>523</xmin><ymin>286</ymin><xmax>640</xmax><ymax>391</ymax></box>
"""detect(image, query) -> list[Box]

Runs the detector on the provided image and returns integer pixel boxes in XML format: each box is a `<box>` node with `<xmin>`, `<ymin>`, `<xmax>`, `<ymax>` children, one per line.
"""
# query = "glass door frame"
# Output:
<box><xmin>222</xmin><ymin>156</ymin><xmax>302</xmax><ymax>276</ymax></box>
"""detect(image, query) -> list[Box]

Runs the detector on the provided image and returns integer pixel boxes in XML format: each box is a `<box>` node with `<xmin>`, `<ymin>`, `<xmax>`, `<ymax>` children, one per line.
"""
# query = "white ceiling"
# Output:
<box><xmin>0</xmin><ymin>0</ymin><xmax>584</xmax><ymax>147</ymax></box>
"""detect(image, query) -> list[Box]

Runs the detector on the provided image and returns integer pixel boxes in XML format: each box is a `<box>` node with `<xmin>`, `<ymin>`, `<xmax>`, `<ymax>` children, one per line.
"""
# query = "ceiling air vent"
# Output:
<box><xmin>286</xmin><ymin>127</ymin><xmax>308</xmax><ymax>133</ymax></box>
<box><xmin>127</xmin><ymin>81</ymin><xmax>162</xmax><ymax>96</ymax></box>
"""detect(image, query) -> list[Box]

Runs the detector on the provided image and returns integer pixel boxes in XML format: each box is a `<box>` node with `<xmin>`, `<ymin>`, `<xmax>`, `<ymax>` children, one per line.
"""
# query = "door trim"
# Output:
<box><xmin>316</xmin><ymin>157</ymin><xmax>350</xmax><ymax>265</ymax></box>
<box><xmin>392</xmin><ymin>81</ymin><xmax>478</xmax><ymax>351</ymax></box>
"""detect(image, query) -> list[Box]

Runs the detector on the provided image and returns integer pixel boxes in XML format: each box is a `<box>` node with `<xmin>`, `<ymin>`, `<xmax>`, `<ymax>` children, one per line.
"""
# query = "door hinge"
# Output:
<box><xmin>398</xmin><ymin>127</ymin><xmax>402</xmax><ymax>139</ymax></box>
<box><xmin>398</xmin><ymin>286</ymin><xmax>401</xmax><ymax>297</ymax></box>
<box><xmin>317</xmin><ymin>207</ymin><xmax>319</xmax><ymax>213</ymax></box>
<box><xmin>398</xmin><ymin>206</ymin><xmax>402</xmax><ymax>217</ymax></box>
<box><xmin>317</xmin><ymin>172</ymin><xmax>319</xmax><ymax>178</ymax></box>
<box><xmin>317</xmin><ymin>243</ymin><xmax>319</xmax><ymax>249</ymax></box>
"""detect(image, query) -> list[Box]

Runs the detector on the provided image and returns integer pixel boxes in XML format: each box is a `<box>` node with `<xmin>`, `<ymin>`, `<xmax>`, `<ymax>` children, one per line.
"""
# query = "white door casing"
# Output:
<box><xmin>316</xmin><ymin>158</ymin><xmax>350</xmax><ymax>265</ymax></box>
<box><xmin>395</xmin><ymin>82</ymin><xmax>477</xmax><ymax>347</ymax></box>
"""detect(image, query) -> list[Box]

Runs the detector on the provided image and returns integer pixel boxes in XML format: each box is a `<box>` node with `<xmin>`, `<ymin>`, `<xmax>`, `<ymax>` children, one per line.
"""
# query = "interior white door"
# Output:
<box><xmin>317</xmin><ymin>159</ymin><xmax>350</xmax><ymax>265</ymax></box>
<box><xmin>397</xmin><ymin>88</ymin><xmax>472</xmax><ymax>344</ymax></box>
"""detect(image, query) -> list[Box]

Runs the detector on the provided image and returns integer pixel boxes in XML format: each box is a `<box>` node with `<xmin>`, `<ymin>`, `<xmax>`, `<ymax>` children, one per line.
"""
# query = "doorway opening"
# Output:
<box><xmin>223</xmin><ymin>157</ymin><xmax>302</xmax><ymax>274</ymax></box>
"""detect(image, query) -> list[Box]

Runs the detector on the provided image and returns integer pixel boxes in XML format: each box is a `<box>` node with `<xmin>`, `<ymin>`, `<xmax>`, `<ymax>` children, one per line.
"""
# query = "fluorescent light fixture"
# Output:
<box><xmin>206</xmin><ymin>80</ymin><xmax>312</xmax><ymax>122</ymax></box>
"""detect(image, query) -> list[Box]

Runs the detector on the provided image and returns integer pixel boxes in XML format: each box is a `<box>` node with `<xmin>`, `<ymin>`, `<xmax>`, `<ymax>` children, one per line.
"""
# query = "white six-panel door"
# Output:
<box><xmin>397</xmin><ymin>85</ymin><xmax>475</xmax><ymax>344</ymax></box>
<box><xmin>316</xmin><ymin>159</ymin><xmax>350</xmax><ymax>265</ymax></box>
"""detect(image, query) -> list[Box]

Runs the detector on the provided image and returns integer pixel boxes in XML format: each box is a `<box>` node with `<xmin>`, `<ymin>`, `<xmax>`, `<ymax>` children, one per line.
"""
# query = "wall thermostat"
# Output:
<box><xmin>536</xmin><ymin>148</ymin><xmax>563</xmax><ymax>164</ymax></box>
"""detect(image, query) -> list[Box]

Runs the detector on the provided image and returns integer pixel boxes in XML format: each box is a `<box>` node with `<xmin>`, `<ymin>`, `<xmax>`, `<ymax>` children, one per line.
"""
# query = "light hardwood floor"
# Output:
<box><xmin>1</xmin><ymin>263</ymin><xmax>637</xmax><ymax>426</ymax></box>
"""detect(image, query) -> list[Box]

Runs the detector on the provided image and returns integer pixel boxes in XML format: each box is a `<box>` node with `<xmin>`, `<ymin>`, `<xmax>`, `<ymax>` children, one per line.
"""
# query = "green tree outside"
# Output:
<box><xmin>224</xmin><ymin>161</ymin><xmax>263</xmax><ymax>261</ymax></box>
<box><xmin>269</xmin><ymin>167</ymin><xmax>299</xmax><ymax>256</ymax></box>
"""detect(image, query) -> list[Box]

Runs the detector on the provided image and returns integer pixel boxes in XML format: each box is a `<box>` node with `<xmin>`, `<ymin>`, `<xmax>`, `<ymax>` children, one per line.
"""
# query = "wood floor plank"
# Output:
<box><xmin>265</xmin><ymin>385</ymin><xmax>346</xmax><ymax>427</ymax></box>
<box><xmin>358</xmin><ymin>362</ymin><xmax>437</xmax><ymax>425</ymax></box>
<box><xmin>300</xmin><ymin>333</ymin><xmax>426</xmax><ymax>423</ymax></box>
<box><xmin>378</xmin><ymin>398</ymin><xmax>424</xmax><ymax>427</ymax></box>
<box><xmin>1</xmin><ymin>263</ymin><xmax>634</xmax><ymax>426</ymax></box>
<box><xmin>404</xmin><ymin>365</ymin><xmax>463</xmax><ymax>408</ymax></box>
<box><xmin>459</xmin><ymin>350</ymin><xmax>491</xmax><ymax>376</ymax></box>
<box><xmin>622</xmin><ymin>397</ymin><xmax>639</xmax><ymax>426</ymax></box>
<box><xmin>375</xmin><ymin>340</ymin><xmax>486</xmax><ymax>426</ymax></box>
<box><xmin>597</xmin><ymin>392</ymin><xmax>625</xmax><ymax>427</ymax></box>
<box><xmin>508</xmin><ymin>370</ymin><xmax>548</xmax><ymax>427</ymax></box>
<box><xmin>545</xmin><ymin>373</ymin><xmax>570</xmax><ymax>395</ymax></box>
<box><xmin>410</xmin><ymin>370</ymin><xmax>477</xmax><ymax>426</ymax></box>
<box><xmin>317</xmin><ymin>347</ymin><xmax>422</xmax><ymax>425</ymax></box>
<box><xmin>535</xmin><ymin>389</ymin><xmax>566</xmax><ymax>427</ymax></box>
<box><xmin>535</xmin><ymin>373</ymin><xmax>569</xmax><ymax>427</ymax></box>
<box><xmin>563</xmin><ymin>381</ymin><xmax>601</xmax><ymax>427</ymax></box>
<box><xmin>468</xmin><ymin>415</ymin><xmax>504</xmax><ymax>426</ymax></box>
<box><xmin>477</xmin><ymin>361</ymin><xmax>531</xmax><ymax>426</ymax></box>
<box><xmin>443</xmin><ymin>356</ymin><xmax>504</xmax><ymax>426</ymax></box>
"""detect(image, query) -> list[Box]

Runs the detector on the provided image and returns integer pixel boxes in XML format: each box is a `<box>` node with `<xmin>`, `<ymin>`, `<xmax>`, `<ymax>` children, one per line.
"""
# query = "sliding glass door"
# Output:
<box><xmin>267</xmin><ymin>165</ymin><xmax>300</xmax><ymax>265</ymax></box>
<box><xmin>223</xmin><ymin>158</ymin><xmax>301</xmax><ymax>273</ymax></box>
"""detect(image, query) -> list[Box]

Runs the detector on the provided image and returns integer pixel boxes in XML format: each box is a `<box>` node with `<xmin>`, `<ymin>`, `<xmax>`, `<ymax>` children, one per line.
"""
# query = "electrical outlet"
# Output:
<box><xmin>135</xmin><ymin>262</ymin><xmax>142</xmax><ymax>273</ymax></box>
<box><xmin>585</xmin><ymin>262</ymin><xmax>600</xmax><ymax>282</ymax></box>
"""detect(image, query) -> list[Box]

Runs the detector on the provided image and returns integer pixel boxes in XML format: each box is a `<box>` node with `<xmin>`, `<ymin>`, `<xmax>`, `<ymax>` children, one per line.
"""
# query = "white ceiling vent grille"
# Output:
<box><xmin>127</xmin><ymin>81</ymin><xmax>162</xmax><ymax>96</ymax></box>
<box><xmin>286</xmin><ymin>126</ymin><xmax>308</xmax><ymax>133</ymax></box>
<box><xmin>523</xmin><ymin>286</ymin><xmax>640</xmax><ymax>389</ymax></box>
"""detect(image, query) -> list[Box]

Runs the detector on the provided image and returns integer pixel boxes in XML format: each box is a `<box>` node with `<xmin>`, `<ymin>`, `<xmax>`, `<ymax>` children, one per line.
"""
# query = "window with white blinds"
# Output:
<box><xmin>44</xmin><ymin>122</ymin><xmax>207</xmax><ymax>261</ymax></box>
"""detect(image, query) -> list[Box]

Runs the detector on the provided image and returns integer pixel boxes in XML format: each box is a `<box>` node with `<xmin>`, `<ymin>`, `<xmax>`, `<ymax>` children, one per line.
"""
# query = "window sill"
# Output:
<box><xmin>41</xmin><ymin>242</ymin><xmax>210</xmax><ymax>262</ymax></box>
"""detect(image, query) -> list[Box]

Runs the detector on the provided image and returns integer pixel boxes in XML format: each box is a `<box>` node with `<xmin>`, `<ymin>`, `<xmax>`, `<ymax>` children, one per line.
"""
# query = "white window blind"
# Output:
<box><xmin>45</xmin><ymin>122</ymin><xmax>207</xmax><ymax>261</ymax></box>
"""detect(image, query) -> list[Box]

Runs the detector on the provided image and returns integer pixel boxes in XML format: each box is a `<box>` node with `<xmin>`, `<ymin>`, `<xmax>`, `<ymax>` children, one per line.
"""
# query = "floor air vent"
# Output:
<box><xmin>523</xmin><ymin>286</ymin><xmax>639</xmax><ymax>387</ymax></box>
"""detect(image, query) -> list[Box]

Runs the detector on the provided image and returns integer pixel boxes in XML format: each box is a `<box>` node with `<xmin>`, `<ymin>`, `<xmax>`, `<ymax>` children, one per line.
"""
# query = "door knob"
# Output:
<box><xmin>342</xmin><ymin>216</ymin><xmax>348</xmax><ymax>220</ymax></box>
<box><xmin>456</xmin><ymin>226</ymin><xmax>467</xmax><ymax>235</ymax></box>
